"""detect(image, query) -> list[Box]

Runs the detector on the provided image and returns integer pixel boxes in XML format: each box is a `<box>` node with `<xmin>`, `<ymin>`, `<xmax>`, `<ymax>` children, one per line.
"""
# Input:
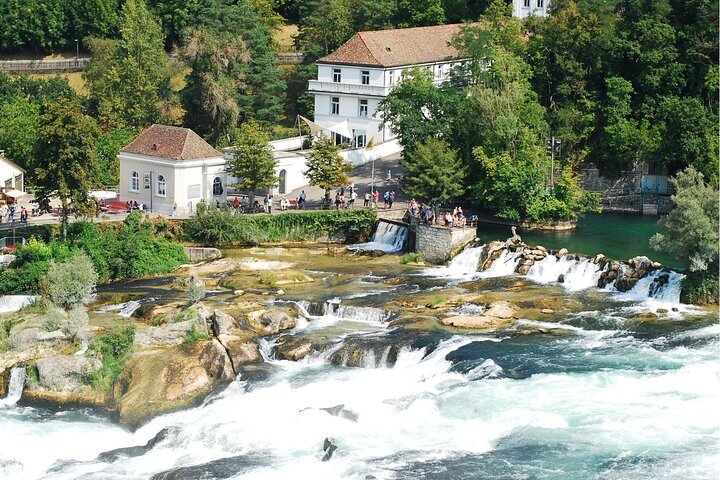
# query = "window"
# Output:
<box><xmin>331</xmin><ymin>96</ymin><xmax>340</xmax><ymax>115</ymax></box>
<box><xmin>156</xmin><ymin>174</ymin><xmax>166</xmax><ymax>197</ymax></box>
<box><xmin>130</xmin><ymin>171</ymin><xmax>139</xmax><ymax>192</ymax></box>
<box><xmin>524</xmin><ymin>0</ymin><xmax>530</xmax><ymax>6</ymax></box>
<box><xmin>353</xmin><ymin>129</ymin><xmax>367</xmax><ymax>148</ymax></box>
<box><xmin>212</xmin><ymin>177</ymin><xmax>223</xmax><ymax>196</ymax></box>
<box><xmin>359</xmin><ymin>99</ymin><xmax>368</xmax><ymax>117</ymax></box>
<box><xmin>388</xmin><ymin>70</ymin><xmax>394</xmax><ymax>86</ymax></box>
<box><xmin>333</xmin><ymin>68</ymin><xmax>341</xmax><ymax>82</ymax></box>
<box><xmin>537</xmin><ymin>0</ymin><xmax>544</xmax><ymax>7</ymax></box>
<box><xmin>361</xmin><ymin>70</ymin><xmax>370</xmax><ymax>85</ymax></box>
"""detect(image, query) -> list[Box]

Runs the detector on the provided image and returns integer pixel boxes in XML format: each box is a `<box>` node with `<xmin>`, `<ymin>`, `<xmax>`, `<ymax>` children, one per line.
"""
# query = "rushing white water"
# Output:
<box><xmin>348</xmin><ymin>221</ymin><xmax>409</xmax><ymax>253</ymax></box>
<box><xmin>0</xmin><ymin>367</ymin><xmax>26</xmax><ymax>407</ymax></box>
<box><xmin>423</xmin><ymin>245</ymin><xmax>486</xmax><ymax>279</ymax></box>
<box><xmin>0</xmin><ymin>295</ymin><xmax>39</xmax><ymax>314</ymax></box>
<box><xmin>481</xmin><ymin>249</ymin><xmax>522</xmax><ymax>277</ymax></box>
<box><xmin>97</xmin><ymin>300</ymin><xmax>144</xmax><ymax>317</ymax></box>
<box><xmin>527</xmin><ymin>255</ymin><xmax>606</xmax><ymax>291</ymax></box>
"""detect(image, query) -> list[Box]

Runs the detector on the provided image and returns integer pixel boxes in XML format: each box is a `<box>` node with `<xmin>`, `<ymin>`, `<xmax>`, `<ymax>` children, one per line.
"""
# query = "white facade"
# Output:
<box><xmin>119</xmin><ymin>152</ymin><xmax>227</xmax><ymax>216</ymax></box>
<box><xmin>309</xmin><ymin>61</ymin><xmax>462</xmax><ymax>146</ymax></box>
<box><xmin>0</xmin><ymin>150</ymin><xmax>24</xmax><ymax>192</ymax></box>
<box><xmin>512</xmin><ymin>0</ymin><xmax>550</xmax><ymax>18</ymax></box>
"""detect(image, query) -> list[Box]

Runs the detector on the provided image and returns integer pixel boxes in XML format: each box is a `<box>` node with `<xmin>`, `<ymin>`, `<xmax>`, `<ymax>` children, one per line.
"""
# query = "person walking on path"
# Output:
<box><xmin>388</xmin><ymin>191</ymin><xmax>395</xmax><ymax>209</ymax></box>
<box><xmin>363</xmin><ymin>192</ymin><xmax>370</xmax><ymax>208</ymax></box>
<box><xmin>267</xmin><ymin>196</ymin><xmax>273</xmax><ymax>214</ymax></box>
<box><xmin>372</xmin><ymin>190</ymin><xmax>379</xmax><ymax>209</ymax></box>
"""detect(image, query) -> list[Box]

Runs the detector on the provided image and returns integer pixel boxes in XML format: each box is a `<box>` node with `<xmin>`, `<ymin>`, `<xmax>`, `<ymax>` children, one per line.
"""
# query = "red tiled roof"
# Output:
<box><xmin>319</xmin><ymin>23</ymin><xmax>476</xmax><ymax>68</ymax></box>
<box><xmin>120</xmin><ymin>125</ymin><xmax>221</xmax><ymax>161</ymax></box>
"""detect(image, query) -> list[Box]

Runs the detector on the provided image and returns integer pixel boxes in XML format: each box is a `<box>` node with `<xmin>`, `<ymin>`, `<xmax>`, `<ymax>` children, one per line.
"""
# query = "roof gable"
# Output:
<box><xmin>319</xmin><ymin>23</ymin><xmax>474</xmax><ymax>68</ymax></box>
<box><xmin>120</xmin><ymin>125</ymin><xmax>222</xmax><ymax>161</ymax></box>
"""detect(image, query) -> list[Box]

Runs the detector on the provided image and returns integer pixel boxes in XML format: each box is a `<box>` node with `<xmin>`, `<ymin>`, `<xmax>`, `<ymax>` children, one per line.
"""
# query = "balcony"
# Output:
<box><xmin>308</xmin><ymin>80</ymin><xmax>389</xmax><ymax>97</ymax></box>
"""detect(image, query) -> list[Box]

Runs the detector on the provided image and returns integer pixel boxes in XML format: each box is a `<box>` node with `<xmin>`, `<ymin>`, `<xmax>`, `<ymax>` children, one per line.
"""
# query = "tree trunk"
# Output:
<box><xmin>60</xmin><ymin>196</ymin><xmax>68</xmax><ymax>239</ymax></box>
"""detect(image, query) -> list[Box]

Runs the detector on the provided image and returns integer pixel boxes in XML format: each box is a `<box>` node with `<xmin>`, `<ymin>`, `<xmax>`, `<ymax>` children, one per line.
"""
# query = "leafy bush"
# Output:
<box><xmin>258</xmin><ymin>272</ymin><xmax>278</xmax><ymax>286</ymax></box>
<box><xmin>681</xmin><ymin>270</ymin><xmax>719</xmax><ymax>305</ymax></box>
<box><xmin>41</xmin><ymin>307</ymin><xmax>66</xmax><ymax>332</ymax></box>
<box><xmin>185</xmin><ymin>206</ymin><xmax>377</xmax><ymax>246</ymax></box>
<box><xmin>183</xmin><ymin>324</ymin><xmax>208</xmax><ymax>345</ymax></box>
<box><xmin>63</xmin><ymin>306</ymin><xmax>89</xmax><ymax>340</ymax></box>
<box><xmin>187</xmin><ymin>276</ymin><xmax>206</xmax><ymax>303</ymax></box>
<box><xmin>42</xmin><ymin>252</ymin><xmax>98</xmax><ymax>310</ymax></box>
<box><xmin>85</xmin><ymin>324</ymin><xmax>136</xmax><ymax>391</ymax></box>
<box><xmin>400</xmin><ymin>252</ymin><xmax>424</xmax><ymax>264</ymax></box>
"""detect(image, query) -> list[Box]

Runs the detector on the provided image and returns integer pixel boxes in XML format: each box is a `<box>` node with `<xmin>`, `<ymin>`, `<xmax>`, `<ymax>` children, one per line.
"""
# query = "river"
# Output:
<box><xmin>0</xmin><ymin>231</ymin><xmax>717</xmax><ymax>479</ymax></box>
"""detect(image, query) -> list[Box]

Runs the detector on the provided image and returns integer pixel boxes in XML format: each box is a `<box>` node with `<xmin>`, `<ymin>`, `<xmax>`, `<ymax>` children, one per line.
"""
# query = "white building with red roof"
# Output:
<box><xmin>309</xmin><ymin>23</ymin><xmax>470</xmax><ymax>148</ymax></box>
<box><xmin>118</xmin><ymin>124</ymin><xmax>227</xmax><ymax>216</ymax></box>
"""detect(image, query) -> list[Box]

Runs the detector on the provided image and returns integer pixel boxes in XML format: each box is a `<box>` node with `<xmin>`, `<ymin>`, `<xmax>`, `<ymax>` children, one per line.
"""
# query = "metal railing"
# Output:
<box><xmin>0</xmin><ymin>58</ymin><xmax>91</xmax><ymax>73</ymax></box>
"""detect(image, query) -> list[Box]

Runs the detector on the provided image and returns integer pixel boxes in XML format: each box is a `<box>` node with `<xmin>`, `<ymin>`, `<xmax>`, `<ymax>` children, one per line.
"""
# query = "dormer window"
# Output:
<box><xmin>333</xmin><ymin>68</ymin><xmax>341</xmax><ymax>83</ymax></box>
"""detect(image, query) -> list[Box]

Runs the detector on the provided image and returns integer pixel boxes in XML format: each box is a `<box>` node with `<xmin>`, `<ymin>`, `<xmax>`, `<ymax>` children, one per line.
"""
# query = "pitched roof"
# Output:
<box><xmin>120</xmin><ymin>125</ymin><xmax>221</xmax><ymax>161</ymax></box>
<box><xmin>318</xmin><ymin>23</ymin><xmax>475</xmax><ymax>68</ymax></box>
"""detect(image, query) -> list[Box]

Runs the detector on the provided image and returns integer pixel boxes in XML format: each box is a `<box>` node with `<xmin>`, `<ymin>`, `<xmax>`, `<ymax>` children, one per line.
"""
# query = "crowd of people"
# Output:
<box><xmin>407</xmin><ymin>199</ymin><xmax>477</xmax><ymax>228</ymax></box>
<box><xmin>0</xmin><ymin>203</ymin><xmax>28</xmax><ymax>225</ymax></box>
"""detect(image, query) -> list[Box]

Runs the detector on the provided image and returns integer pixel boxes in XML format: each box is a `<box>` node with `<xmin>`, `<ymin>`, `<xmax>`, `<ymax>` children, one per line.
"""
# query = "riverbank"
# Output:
<box><xmin>0</xmin><ymin>240</ymin><xmax>716</xmax><ymax>479</ymax></box>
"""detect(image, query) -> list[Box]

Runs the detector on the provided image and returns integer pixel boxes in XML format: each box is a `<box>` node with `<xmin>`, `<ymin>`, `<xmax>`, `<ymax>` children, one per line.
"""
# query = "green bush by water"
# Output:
<box><xmin>184</xmin><ymin>205</ymin><xmax>377</xmax><ymax>246</ymax></box>
<box><xmin>400</xmin><ymin>252</ymin><xmax>424</xmax><ymax>264</ymax></box>
<box><xmin>85</xmin><ymin>324</ymin><xmax>136</xmax><ymax>391</ymax></box>
<box><xmin>681</xmin><ymin>270</ymin><xmax>719</xmax><ymax>305</ymax></box>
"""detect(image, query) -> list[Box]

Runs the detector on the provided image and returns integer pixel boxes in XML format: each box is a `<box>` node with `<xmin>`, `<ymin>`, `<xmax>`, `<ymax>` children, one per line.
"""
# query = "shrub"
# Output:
<box><xmin>43</xmin><ymin>252</ymin><xmax>98</xmax><ymax>310</ymax></box>
<box><xmin>183</xmin><ymin>324</ymin><xmax>208</xmax><ymax>345</ymax></box>
<box><xmin>41</xmin><ymin>307</ymin><xmax>66</xmax><ymax>332</ymax></box>
<box><xmin>187</xmin><ymin>276</ymin><xmax>206</xmax><ymax>303</ymax></box>
<box><xmin>85</xmin><ymin>324</ymin><xmax>136</xmax><ymax>391</ymax></box>
<box><xmin>63</xmin><ymin>306</ymin><xmax>89</xmax><ymax>340</ymax></box>
<box><xmin>400</xmin><ymin>252</ymin><xmax>424</xmax><ymax>264</ymax></box>
<box><xmin>258</xmin><ymin>272</ymin><xmax>278</xmax><ymax>286</ymax></box>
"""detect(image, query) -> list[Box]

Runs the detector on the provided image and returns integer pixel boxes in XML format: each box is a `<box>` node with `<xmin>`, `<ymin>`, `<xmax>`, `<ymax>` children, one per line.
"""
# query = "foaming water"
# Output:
<box><xmin>527</xmin><ymin>255</ymin><xmax>605</xmax><ymax>291</ymax></box>
<box><xmin>348</xmin><ymin>221</ymin><xmax>409</xmax><ymax>253</ymax></box>
<box><xmin>0</xmin><ymin>367</ymin><xmax>26</xmax><ymax>407</ymax></box>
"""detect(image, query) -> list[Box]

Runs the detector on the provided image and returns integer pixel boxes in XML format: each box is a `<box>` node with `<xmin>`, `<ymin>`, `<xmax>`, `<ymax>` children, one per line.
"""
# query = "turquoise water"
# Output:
<box><xmin>476</xmin><ymin>213</ymin><xmax>680</xmax><ymax>269</ymax></box>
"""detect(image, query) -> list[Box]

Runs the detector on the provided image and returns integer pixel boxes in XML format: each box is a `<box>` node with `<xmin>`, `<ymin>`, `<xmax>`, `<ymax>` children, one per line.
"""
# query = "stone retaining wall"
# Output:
<box><xmin>413</xmin><ymin>220</ymin><xmax>476</xmax><ymax>264</ymax></box>
<box><xmin>184</xmin><ymin>247</ymin><xmax>222</xmax><ymax>263</ymax></box>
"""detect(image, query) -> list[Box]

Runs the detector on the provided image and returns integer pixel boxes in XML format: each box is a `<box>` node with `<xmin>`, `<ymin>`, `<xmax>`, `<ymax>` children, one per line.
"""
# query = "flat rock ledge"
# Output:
<box><xmin>440</xmin><ymin>301</ymin><xmax>517</xmax><ymax>329</ymax></box>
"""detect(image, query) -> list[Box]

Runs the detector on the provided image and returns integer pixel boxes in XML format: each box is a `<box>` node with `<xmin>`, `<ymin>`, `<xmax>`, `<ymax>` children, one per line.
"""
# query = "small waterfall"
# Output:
<box><xmin>322</xmin><ymin>300</ymin><xmax>391</xmax><ymax>323</ymax></box>
<box><xmin>626</xmin><ymin>269</ymin><xmax>685</xmax><ymax>303</ymax></box>
<box><xmin>348</xmin><ymin>221</ymin><xmax>409</xmax><ymax>253</ymax></box>
<box><xmin>445</xmin><ymin>245</ymin><xmax>485</xmax><ymax>275</ymax></box>
<box><xmin>0</xmin><ymin>367</ymin><xmax>26</xmax><ymax>407</ymax></box>
<box><xmin>97</xmin><ymin>300</ymin><xmax>145</xmax><ymax>317</ymax></box>
<box><xmin>481</xmin><ymin>249</ymin><xmax>522</xmax><ymax>277</ymax></box>
<box><xmin>527</xmin><ymin>255</ymin><xmax>605</xmax><ymax>291</ymax></box>
<box><xmin>0</xmin><ymin>295</ymin><xmax>39</xmax><ymax>314</ymax></box>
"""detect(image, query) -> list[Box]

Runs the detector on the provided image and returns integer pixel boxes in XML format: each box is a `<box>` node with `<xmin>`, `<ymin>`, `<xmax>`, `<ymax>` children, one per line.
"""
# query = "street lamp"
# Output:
<box><xmin>545</xmin><ymin>136</ymin><xmax>561</xmax><ymax>188</ymax></box>
<box><xmin>74</xmin><ymin>39</ymin><xmax>79</xmax><ymax>60</ymax></box>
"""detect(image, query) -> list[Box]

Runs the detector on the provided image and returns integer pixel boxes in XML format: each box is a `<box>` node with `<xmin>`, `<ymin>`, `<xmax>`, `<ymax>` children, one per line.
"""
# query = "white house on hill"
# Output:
<box><xmin>512</xmin><ymin>0</ymin><xmax>550</xmax><ymax>18</ymax></box>
<box><xmin>0</xmin><ymin>150</ymin><xmax>24</xmax><ymax>192</ymax></box>
<box><xmin>309</xmin><ymin>23</ymin><xmax>471</xmax><ymax>148</ymax></box>
<box><xmin>119</xmin><ymin>125</ymin><xmax>227</xmax><ymax>216</ymax></box>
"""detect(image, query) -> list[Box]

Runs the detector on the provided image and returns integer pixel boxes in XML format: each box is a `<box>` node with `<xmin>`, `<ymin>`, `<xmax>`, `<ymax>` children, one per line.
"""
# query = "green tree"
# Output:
<box><xmin>651</xmin><ymin>167</ymin><xmax>719</xmax><ymax>272</ymax></box>
<box><xmin>296</xmin><ymin>0</ymin><xmax>353</xmax><ymax>58</ymax></box>
<box><xmin>226</xmin><ymin>121</ymin><xmax>278</xmax><ymax>204</ymax></box>
<box><xmin>403</xmin><ymin>138</ymin><xmax>465</xmax><ymax>219</ymax></box>
<box><xmin>31</xmin><ymin>96</ymin><xmax>100</xmax><ymax>238</ymax></box>
<box><xmin>84</xmin><ymin>0</ymin><xmax>179</xmax><ymax>130</ymax></box>
<box><xmin>0</xmin><ymin>0</ymin><xmax>66</xmax><ymax>51</ymax></box>
<box><xmin>95</xmin><ymin>129</ymin><xmax>137</xmax><ymax>187</ymax></box>
<box><xmin>181</xmin><ymin>27</ymin><xmax>249</xmax><ymax>141</ymax></box>
<box><xmin>42</xmin><ymin>251</ymin><xmax>99</xmax><ymax>310</ymax></box>
<box><xmin>0</xmin><ymin>97</ymin><xmax>38</xmax><ymax>170</ymax></box>
<box><xmin>304</xmin><ymin>135</ymin><xmax>352</xmax><ymax>201</ymax></box>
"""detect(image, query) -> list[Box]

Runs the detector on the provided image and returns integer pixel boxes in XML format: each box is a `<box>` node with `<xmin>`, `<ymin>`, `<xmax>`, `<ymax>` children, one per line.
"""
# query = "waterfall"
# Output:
<box><xmin>481</xmin><ymin>249</ymin><xmax>522</xmax><ymax>277</ymax></box>
<box><xmin>348</xmin><ymin>221</ymin><xmax>409</xmax><ymax>253</ymax></box>
<box><xmin>527</xmin><ymin>255</ymin><xmax>605</xmax><ymax>291</ymax></box>
<box><xmin>97</xmin><ymin>300</ymin><xmax>146</xmax><ymax>318</ymax></box>
<box><xmin>0</xmin><ymin>367</ymin><xmax>26</xmax><ymax>407</ymax></box>
<box><xmin>624</xmin><ymin>269</ymin><xmax>685</xmax><ymax>303</ymax></box>
<box><xmin>423</xmin><ymin>245</ymin><xmax>485</xmax><ymax>278</ymax></box>
<box><xmin>322</xmin><ymin>300</ymin><xmax>391</xmax><ymax>323</ymax></box>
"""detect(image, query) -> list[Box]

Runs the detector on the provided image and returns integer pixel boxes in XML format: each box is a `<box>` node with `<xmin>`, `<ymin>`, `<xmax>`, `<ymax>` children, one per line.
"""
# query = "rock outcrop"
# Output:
<box><xmin>440</xmin><ymin>301</ymin><xmax>517</xmax><ymax>330</ymax></box>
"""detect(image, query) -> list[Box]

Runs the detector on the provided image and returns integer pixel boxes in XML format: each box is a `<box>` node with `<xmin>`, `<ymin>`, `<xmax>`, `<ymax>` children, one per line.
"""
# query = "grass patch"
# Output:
<box><xmin>258</xmin><ymin>272</ymin><xmax>278</xmax><ymax>287</ymax></box>
<box><xmin>425</xmin><ymin>295</ymin><xmax>449</xmax><ymax>309</ymax></box>
<box><xmin>400</xmin><ymin>252</ymin><xmax>424</xmax><ymax>264</ymax></box>
<box><xmin>27</xmin><ymin>364</ymin><xmax>40</xmax><ymax>384</ymax></box>
<box><xmin>85</xmin><ymin>324</ymin><xmax>135</xmax><ymax>391</ymax></box>
<box><xmin>183</xmin><ymin>324</ymin><xmax>208</xmax><ymax>345</ymax></box>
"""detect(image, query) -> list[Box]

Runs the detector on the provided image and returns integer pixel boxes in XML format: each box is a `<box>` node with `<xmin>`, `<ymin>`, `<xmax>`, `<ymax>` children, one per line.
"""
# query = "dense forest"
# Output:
<box><xmin>0</xmin><ymin>0</ymin><xmax>716</xmax><ymax>187</ymax></box>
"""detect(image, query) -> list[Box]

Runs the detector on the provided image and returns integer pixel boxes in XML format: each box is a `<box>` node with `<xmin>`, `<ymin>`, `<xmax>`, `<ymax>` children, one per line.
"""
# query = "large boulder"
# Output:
<box><xmin>209</xmin><ymin>309</ymin><xmax>237</xmax><ymax>337</ymax></box>
<box><xmin>217</xmin><ymin>334</ymin><xmax>263</xmax><ymax>369</ymax></box>
<box><xmin>9</xmin><ymin>328</ymin><xmax>69</xmax><ymax>351</ymax></box>
<box><xmin>614</xmin><ymin>276</ymin><xmax>638</xmax><ymax>292</ymax></box>
<box><xmin>199</xmin><ymin>339</ymin><xmax>236</xmax><ymax>383</ymax></box>
<box><xmin>244</xmin><ymin>309</ymin><xmax>296</xmax><ymax>335</ymax></box>
<box><xmin>133</xmin><ymin>320</ymin><xmax>203</xmax><ymax>347</ymax></box>
<box><xmin>629</xmin><ymin>256</ymin><xmax>653</xmax><ymax>271</ymax></box>
<box><xmin>440</xmin><ymin>301</ymin><xmax>517</xmax><ymax>330</ymax></box>
<box><xmin>35</xmin><ymin>355</ymin><xmax>101</xmax><ymax>392</ymax></box>
<box><xmin>276</xmin><ymin>338</ymin><xmax>313</xmax><ymax>361</ymax></box>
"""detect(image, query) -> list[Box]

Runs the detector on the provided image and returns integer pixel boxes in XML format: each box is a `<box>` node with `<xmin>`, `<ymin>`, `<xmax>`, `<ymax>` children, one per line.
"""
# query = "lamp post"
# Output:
<box><xmin>545</xmin><ymin>136</ymin><xmax>561</xmax><ymax>189</ymax></box>
<box><xmin>74</xmin><ymin>39</ymin><xmax>79</xmax><ymax>60</ymax></box>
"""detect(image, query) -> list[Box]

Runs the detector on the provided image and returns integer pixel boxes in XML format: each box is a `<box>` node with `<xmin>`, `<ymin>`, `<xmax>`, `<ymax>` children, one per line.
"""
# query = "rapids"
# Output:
<box><xmin>0</xmin><ymin>244</ymin><xmax>717</xmax><ymax>480</ymax></box>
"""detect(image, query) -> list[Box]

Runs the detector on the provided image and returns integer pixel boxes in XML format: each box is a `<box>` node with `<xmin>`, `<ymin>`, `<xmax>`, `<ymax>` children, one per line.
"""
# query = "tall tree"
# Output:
<box><xmin>31</xmin><ymin>97</ymin><xmax>100</xmax><ymax>238</ymax></box>
<box><xmin>226</xmin><ymin>121</ymin><xmax>278</xmax><ymax>205</ymax></box>
<box><xmin>181</xmin><ymin>28</ymin><xmax>250</xmax><ymax>142</ymax></box>
<box><xmin>304</xmin><ymin>135</ymin><xmax>352</xmax><ymax>201</ymax></box>
<box><xmin>95</xmin><ymin>129</ymin><xmax>137</xmax><ymax>187</ymax></box>
<box><xmin>403</xmin><ymin>138</ymin><xmax>465</xmax><ymax>220</ymax></box>
<box><xmin>84</xmin><ymin>0</ymin><xmax>179</xmax><ymax>130</ymax></box>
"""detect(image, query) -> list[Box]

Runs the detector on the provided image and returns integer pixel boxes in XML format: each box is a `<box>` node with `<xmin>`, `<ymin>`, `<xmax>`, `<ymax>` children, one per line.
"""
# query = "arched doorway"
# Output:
<box><xmin>279</xmin><ymin>169</ymin><xmax>287</xmax><ymax>194</ymax></box>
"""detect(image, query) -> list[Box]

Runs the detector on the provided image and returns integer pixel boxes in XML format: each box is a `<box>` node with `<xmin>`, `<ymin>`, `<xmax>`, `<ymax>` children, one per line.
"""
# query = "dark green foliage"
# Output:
<box><xmin>400</xmin><ymin>252</ymin><xmax>423</xmax><ymax>264</ymax></box>
<box><xmin>85</xmin><ymin>323</ymin><xmax>136</xmax><ymax>390</ymax></box>
<box><xmin>402</xmin><ymin>138</ymin><xmax>465</xmax><ymax>207</ymax></box>
<box><xmin>304</xmin><ymin>135</ymin><xmax>353</xmax><ymax>200</ymax></box>
<box><xmin>183</xmin><ymin>324</ymin><xmax>208</xmax><ymax>345</ymax></box>
<box><xmin>184</xmin><ymin>207</ymin><xmax>377</xmax><ymax>246</ymax></box>
<box><xmin>0</xmin><ymin>213</ymin><xmax>187</xmax><ymax>294</ymax></box>
<box><xmin>680</xmin><ymin>270</ymin><xmax>719</xmax><ymax>305</ymax></box>
<box><xmin>95</xmin><ymin>129</ymin><xmax>137</xmax><ymax>187</ymax></box>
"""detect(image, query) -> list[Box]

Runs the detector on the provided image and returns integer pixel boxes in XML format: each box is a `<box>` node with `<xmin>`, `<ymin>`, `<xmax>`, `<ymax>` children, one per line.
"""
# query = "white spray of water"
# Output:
<box><xmin>423</xmin><ymin>245</ymin><xmax>486</xmax><ymax>279</ymax></box>
<box><xmin>0</xmin><ymin>295</ymin><xmax>39</xmax><ymax>314</ymax></box>
<box><xmin>480</xmin><ymin>249</ymin><xmax>522</xmax><ymax>277</ymax></box>
<box><xmin>0</xmin><ymin>367</ymin><xmax>26</xmax><ymax>407</ymax></box>
<box><xmin>348</xmin><ymin>221</ymin><xmax>409</xmax><ymax>253</ymax></box>
<box><xmin>526</xmin><ymin>255</ymin><xmax>605</xmax><ymax>291</ymax></box>
<box><xmin>97</xmin><ymin>300</ymin><xmax>145</xmax><ymax>317</ymax></box>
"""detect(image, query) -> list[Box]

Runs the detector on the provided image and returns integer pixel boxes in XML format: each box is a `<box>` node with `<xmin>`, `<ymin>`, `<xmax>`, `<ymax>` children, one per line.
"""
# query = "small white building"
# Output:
<box><xmin>512</xmin><ymin>0</ymin><xmax>550</xmax><ymax>18</ymax></box>
<box><xmin>119</xmin><ymin>125</ymin><xmax>227</xmax><ymax>216</ymax></box>
<box><xmin>0</xmin><ymin>150</ymin><xmax>24</xmax><ymax>192</ymax></box>
<box><xmin>309</xmin><ymin>24</ymin><xmax>471</xmax><ymax>147</ymax></box>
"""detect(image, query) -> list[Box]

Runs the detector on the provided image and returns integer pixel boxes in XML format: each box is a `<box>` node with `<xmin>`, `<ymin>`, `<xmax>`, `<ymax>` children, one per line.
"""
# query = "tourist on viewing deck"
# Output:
<box><xmin>335</xmin><ymin>192</ymin><xmax>342</xmax><ymax>209</ymax></box>
<box><xmin>363</xmin><ymin>192</ymin><xmax>370</xmax><ymax>207</ymax></box>
<box><xmin>409</xmin><ymin>199</ymin><xmax>417</xmax><ymax>216</ymax></box>
<box><xmin>280</xmin><ymin>197</ymin><xmax>289</xmax><ymax>211</ymax></box>
<box><xmin>263</xmin><ymin>195</ymin><xmax>269</xmax><ymax>213</ymax></box>
<box><xmin>233</xmin><ymin>197</ymin><xmax>240</xmax><ymax>210</ymax></box>
<box><xmin>298</xmin><ymin>190</ymin><xmax>306</xmax><ymax>209</ymax></box>
<box><xmin>383</xmin><ymin>191</ymin><xmax>390</xmax><ymax>209</ymax></box>
<box><xmin>349</xmin><ymin>191</ymin><xmax>357</xmax><ymax>208</ymax></box>
<box><xmin>444</xmin><ymin>212</ymin><xmax>454</xmax><ymax>228</ymax></box>
<box><xmin>20</xmin><ymin>207</ymin><xmax>28</xmax><ymax>224</ymax></box>
<box><xmin>372</xmin><ymin>190</ymin><xmax>379</xmax><ymax>208</ymax></box>
<box><xmin>389</xmin><ymin>191</ymin><xmax>396</xmax><ymax>209</ymax></box>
